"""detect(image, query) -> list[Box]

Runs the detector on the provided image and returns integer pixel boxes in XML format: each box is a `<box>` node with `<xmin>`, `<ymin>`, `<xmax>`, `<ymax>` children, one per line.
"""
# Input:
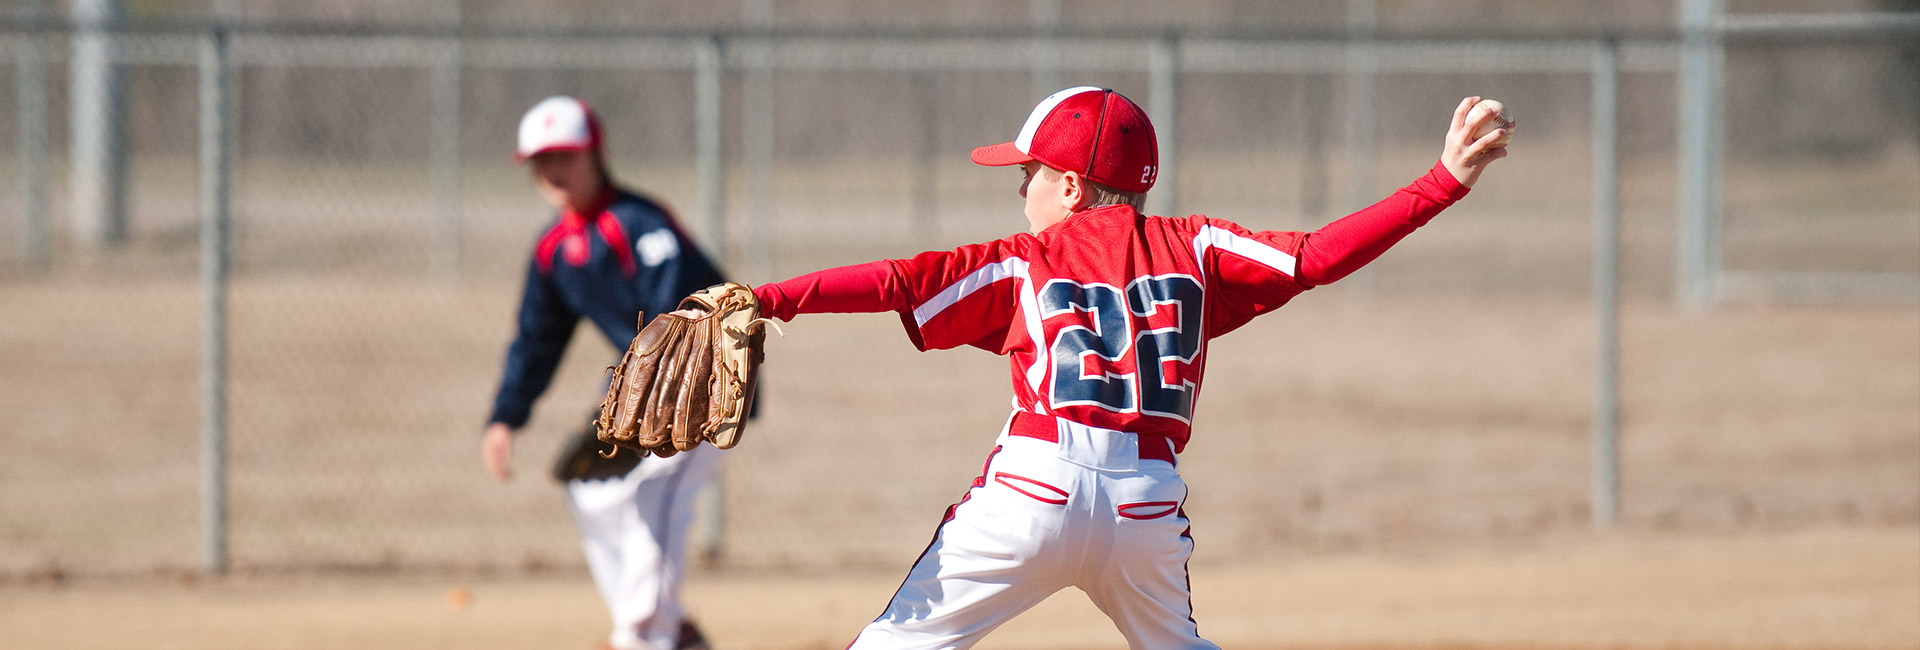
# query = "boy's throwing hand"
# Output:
<box><xmin>1441</xmin><ymin>95</ymin><xmax>1512</xmax><ymax>188</ymax></box>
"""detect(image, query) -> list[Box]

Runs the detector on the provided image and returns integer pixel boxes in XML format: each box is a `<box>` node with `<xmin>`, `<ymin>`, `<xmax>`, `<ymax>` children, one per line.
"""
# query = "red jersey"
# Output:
<box><xmin>756</xmin><ymin>161</ymin><xmax>1469</xmax><ymax>452</ymax></box>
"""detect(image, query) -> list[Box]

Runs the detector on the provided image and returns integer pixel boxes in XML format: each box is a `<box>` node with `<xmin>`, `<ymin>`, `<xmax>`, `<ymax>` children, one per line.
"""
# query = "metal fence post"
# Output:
<box><xmin>694</xmin><ymin>33</ymin><xmax>728</xmax><ymax>563</ymax></box>
<box><xmin>1298</xmin><ymin>73</ymin><xmax>1331</xmax><ymax>224</ymax></box>
<box><xmin>1344</xmin><ymin>0</ymin><xmax>1378</xmax><ymax>212</ymax></box>
<box><xmin>1146</xmin><ymin>35</ymin><xmax>1178</xmax><ymax>218</ymax></box>
<box><xmin>70</xmin><ymin>0</ymin><xmax>128</xmax><ymax>249</ymax></box>
<box><xmin>431</xmin><ymin>0</ymin><xmax>463</xmax><ymax>275</ymax></box>
<box><xmin>696</xmin><ymin>35</ymin><xmax>726</xmax><ymax>259</ymax></box>
<box><xmin>1030</xmin><ymin>0</ymin><xmax>1062</xmax><ymax>101</ymax></box>
<box><xmin>912</xmin><ymin>73</ymin><xmax>940</xmax><ymax>245</ymax></box>
<box><xmin>1678</xmin><ymin>0</ymin><xmax>1724</xmax><ymax>308</ymax></box>
<box><xmin>742</xmin><ymin>0</ymin><xmax>777</xmax><ymax>278</ymax></box>
<box><xmin>1591</xmin><ymin>38</ymin><xmax>1621</xmax><ymax>530</ymax></box>
<box><xmin>18</xmin><ymin>13</ymin><xmax>52</xmax><ymax>267</ymax></box>
<box><xmin>199</xmin><ymin>26</ymin><xmax>233</xmax><ymax>576</ymax></box>
<box><xmin>1343</xmin><ymin>0</ymin><xmax>1378</xmax><ymax>294</ymax></box>
<box><xmin>742</xmin><ymin>50</ymin><xmax>776</xmax><ymax>279</ymax></box>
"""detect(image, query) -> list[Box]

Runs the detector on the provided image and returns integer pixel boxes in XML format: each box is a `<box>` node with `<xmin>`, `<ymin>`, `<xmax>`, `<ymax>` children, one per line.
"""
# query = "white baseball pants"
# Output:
<box><xmin>849</xmin><ymin>417</ymin><xmax>1218</xmax><ymax>650</ymax></box>
<box><xmin>565</xmin><ymin>444</ymin><xmax>720</xmax><ymax>650</ymax></box>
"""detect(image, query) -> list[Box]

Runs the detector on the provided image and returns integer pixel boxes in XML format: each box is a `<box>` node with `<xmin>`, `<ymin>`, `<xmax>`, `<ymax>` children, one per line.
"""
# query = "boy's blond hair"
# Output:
<box><xmin>1037</xmin><ymin>165</ymin><xmax>1146</xmax><ymax>210</ymax></box>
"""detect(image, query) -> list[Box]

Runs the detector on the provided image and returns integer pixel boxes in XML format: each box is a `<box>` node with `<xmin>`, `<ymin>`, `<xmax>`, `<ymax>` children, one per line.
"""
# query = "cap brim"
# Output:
<box><xmin>970</xmin><ymin>142</ymin><xmax>1032</xmax><ymax>167</ymax></box>
<box><xmin>515</xmin><ymin>142</ymin><xmax>595</xmax><ymax>162</ymax></box>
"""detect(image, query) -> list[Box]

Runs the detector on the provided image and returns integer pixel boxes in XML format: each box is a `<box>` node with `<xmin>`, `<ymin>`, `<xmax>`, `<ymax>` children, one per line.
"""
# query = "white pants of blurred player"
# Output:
<box><xmin>849</xmin><ymin>415</ymin><xmax>1219</xmax><ymax>650</ymax></box>
<box><xmin>565</xmin><ymin>444</ymin><xmax>720</xmax><ymax>650</ymax></box>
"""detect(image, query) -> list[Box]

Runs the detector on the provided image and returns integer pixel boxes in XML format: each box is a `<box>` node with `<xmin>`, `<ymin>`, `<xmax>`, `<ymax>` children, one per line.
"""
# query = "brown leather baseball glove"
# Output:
<box><xmin>594</xmin><ymin>282</ymin><xmax>776</xmax><ymax>457</ymax></box>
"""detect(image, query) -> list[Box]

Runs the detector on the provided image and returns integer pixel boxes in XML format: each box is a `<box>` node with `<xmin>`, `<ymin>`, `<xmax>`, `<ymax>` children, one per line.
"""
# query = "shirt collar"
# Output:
<box><xmin>561</xmin><ymin>186</ymin><xmax>619</xmax><ymax>225</ymax></box>
<box><xmin>1043</xmin><ymin>203</ymin><xmax>1136</xmax><ymax>235</ymax></box>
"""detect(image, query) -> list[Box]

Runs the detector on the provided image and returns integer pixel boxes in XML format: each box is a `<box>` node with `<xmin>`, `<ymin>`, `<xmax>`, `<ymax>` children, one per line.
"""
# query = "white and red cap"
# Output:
<box><xmin>970</xmin><ymin>86</ymin><xmax>1159</xmax><ymax>194</ymax></box>
<box><xmin>516</xmin><ymin>95</ymin><xmax>603</xmax><ymax>160</ymax></box>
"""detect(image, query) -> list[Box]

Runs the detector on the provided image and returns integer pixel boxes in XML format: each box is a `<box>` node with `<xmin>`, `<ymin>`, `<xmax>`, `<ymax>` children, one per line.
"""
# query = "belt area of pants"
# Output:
<box><xmin>1007</xmin><ymin>411</ymin><xmax>1177</xmax><ymax>465</ymax></box>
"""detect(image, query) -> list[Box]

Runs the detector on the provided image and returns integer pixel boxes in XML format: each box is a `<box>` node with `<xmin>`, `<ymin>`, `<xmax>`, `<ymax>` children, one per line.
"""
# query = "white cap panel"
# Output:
<box><xmin>516</xmin><ymin>96</ymin><xmax>596</xmax><ymax>158</ymax></box>
<box><xmin>1013</xmin><ymin>86</ymin><xmax>1103</xmax><ymax>153</ymax></box>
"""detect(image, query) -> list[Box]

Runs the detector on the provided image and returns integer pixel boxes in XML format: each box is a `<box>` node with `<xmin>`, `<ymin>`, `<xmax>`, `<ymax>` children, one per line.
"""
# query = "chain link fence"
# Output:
<box><xmin>1</xmin><ymin>11</ymin><xmax>1915</xmax><ymax>578</ymax></box>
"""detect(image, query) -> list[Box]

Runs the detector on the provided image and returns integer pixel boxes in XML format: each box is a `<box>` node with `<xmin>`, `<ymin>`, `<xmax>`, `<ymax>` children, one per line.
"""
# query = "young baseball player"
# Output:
<box><xmin>741</xmin><ymin>87</ymin><xmax>1509</xmax><ymax>648</ymax></box>
<box><xmin>482</xmin><ymin>96</ymin><xmax>725</xmax><ymax>650</ymax></box>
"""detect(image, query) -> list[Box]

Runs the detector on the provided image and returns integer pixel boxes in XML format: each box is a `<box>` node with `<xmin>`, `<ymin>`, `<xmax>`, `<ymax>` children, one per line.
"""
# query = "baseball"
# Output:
<box><xmin>1469</xmin><ymin>99</ymin><xmax>1514</xmax><ymax>148</ymax></box>
<box><xmin>445</xmin><ymin>586</ymin><xmax>472</xmax><ymax>611</ymax></box>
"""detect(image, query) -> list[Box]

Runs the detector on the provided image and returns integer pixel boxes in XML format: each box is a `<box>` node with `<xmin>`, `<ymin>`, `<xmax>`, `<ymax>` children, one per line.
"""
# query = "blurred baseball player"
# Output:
<box><xmin>740</xmin><ymin>87</ymin><xmax>1509</xmax><ymax>647</ymax></box>
<box><xmin>482</xmin><ymin>96</ymin><xmax>725</xmax><ymax>650</ymax></box>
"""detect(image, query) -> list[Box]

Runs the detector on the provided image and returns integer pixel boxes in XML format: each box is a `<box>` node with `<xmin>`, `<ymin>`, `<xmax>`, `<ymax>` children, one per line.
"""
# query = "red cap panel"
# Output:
<box><xmin>971</xmin><ymin>87</ymin><xmax>1158</xmax><ymax>194</ymax></box>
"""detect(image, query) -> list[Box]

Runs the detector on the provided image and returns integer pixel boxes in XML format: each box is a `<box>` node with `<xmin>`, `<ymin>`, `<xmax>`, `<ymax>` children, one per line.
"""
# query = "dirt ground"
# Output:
<box><xmin>2</xmin><ymin>275</ymin><xmax>1914</xmax><ymax>649</ymax></box>
<box><xmin>3</xmin><ymin>525</ymin><xmax>1914</xmax><ymax>650</ymax></box>
<box><xmin>3</xmin><ymin>276</ymin><xmax>1914</xmax><ymax>572</ymax></box>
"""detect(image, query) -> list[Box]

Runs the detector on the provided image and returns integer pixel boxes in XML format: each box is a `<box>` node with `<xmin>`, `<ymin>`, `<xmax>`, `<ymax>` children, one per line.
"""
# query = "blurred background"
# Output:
<box><xmin>0</xmin><ymin>0</ymin><xmax>1914</xmax><ymax>617</ymax></box>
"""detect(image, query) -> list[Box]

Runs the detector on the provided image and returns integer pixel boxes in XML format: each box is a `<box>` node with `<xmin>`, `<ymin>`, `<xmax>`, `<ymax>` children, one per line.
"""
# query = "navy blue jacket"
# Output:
<box><xmin>488</xmin><ymin>188</ymin><xmax>725</xmax><ymax>428</ymax></box>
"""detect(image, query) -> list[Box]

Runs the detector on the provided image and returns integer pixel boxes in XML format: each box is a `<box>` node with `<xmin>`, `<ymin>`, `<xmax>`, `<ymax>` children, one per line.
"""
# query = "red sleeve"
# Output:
<box><xmin>888</xmin><ymin>241</ymin><xmax>1027</xmax><ymax>352</ymax></box>
<box><xmin>752</xmin><ymin>260</ymin><xmax>908</xmax><ymax>322</ymax></box>
<box><xmin>750</xmin><ymin>239</ymin><xmax>1024</xmax><ymax>353</ymax></box>
<box><xmin>1295</xmin><ymin>160</ymin><xmax>1470</xmax><ymax>287</ymax></box>
<box><xmin>1196</xmin><ymin>216</ymin><xmax>1311</xmax><ymax>338</ymax></box>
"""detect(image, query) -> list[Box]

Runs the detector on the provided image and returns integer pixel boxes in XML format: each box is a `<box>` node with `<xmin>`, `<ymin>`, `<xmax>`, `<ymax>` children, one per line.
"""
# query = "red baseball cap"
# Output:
<box><xmin>970</xmin><ymin>86</ymin><xmax>1159</xmax><ymax>194</ymax></box>
<box><xmin>516</xmin><ymin>96</ymin><xmax>603</xmax><ymax>160</ymax></box>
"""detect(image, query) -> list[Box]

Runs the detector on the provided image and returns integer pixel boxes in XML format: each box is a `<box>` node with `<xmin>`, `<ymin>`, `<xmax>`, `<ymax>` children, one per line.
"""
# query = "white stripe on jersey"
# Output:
<box><xmin>911</xmin><ymin>257</ymin><xmax>1052</xmax><ymax>413</ymax></box>
<box><xmin>1192</xmin><ymin>224</ymin><xmax>1298</xmax><ymax>279</ymax></box>
<box><xmin>913</xmin><ymin>257</ymin><xmax>1030</xmax><ymax>326</ymax></box>
<box><xmin>1016</xmin><ymin>274</ymin><xmax>1049</xmax><ymax>408</ymax></box>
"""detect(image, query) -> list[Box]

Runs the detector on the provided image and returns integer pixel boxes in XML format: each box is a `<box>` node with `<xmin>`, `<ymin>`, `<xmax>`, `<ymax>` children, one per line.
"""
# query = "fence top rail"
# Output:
<box><xmin>0</xmin><ymin>13</ymin><xmax>1915</xmax><ymax>44</ymax></box>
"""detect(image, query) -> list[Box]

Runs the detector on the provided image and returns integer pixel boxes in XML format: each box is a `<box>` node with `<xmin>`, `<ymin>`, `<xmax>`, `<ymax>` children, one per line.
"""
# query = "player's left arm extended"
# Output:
<box><xmin>751</xmin><ymin>259</ymin><xmax>912</xmax><ymax>322</ymax></box>
<box><xmin>750</xmin><ymin>242</ymin><xmax>1019</xmax><ymax>354</ymax></box>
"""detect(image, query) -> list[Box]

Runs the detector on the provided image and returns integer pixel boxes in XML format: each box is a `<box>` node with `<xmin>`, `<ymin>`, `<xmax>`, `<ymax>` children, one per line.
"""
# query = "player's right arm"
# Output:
<box><xmin>1439</xmin><ymin>95</ymin><xmax>1510</xmax><ymax>189</ymax></box>
<box><xmin>1199</xmin><ymin>162</ymin><xmax>1468</xmax><ymax>338</ymax></box>
<box><xmin>484</xmin><ymin>258</ymin><xmax>580</xmax><ymax>481</ymax></box>
<box><xmin>1291</xmin><ymin>159</ymin><xmax>1470</xmax><ymax>287</ymax></box>
<box><xmin>1203</xmin><ymin>99</ymin><xmax>1504</xmax><ymax>335</ymax></box>
<box><xmin>1292</xmin><ymin>97</ymin><xmax>1507</xmax><ymax>287</ymax></box>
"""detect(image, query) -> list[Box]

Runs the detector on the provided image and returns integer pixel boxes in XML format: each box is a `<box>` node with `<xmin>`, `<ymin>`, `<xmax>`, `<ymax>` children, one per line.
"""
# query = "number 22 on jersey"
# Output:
<box><xmin>1038</xmin><ymin>275</ymin><xmax>1204</xmax><ymax>423</ymax></box>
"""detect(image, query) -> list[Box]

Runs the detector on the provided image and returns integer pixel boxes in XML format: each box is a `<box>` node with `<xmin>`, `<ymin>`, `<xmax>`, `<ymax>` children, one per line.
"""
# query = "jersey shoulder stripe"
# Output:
<box><xmin>594</xmin><ymin>212</ymin><xmax>638</xmax><ymax>276</ymax></box>
<box><xmin>1192</xmin><ymin>222</ymin><xmax>1298</xmax><ymax>278</ymax></box>
<box><xmin>912</xmin><ymin>256</ymin><xmax>1030</xmax><ymax>327</ymax></box>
